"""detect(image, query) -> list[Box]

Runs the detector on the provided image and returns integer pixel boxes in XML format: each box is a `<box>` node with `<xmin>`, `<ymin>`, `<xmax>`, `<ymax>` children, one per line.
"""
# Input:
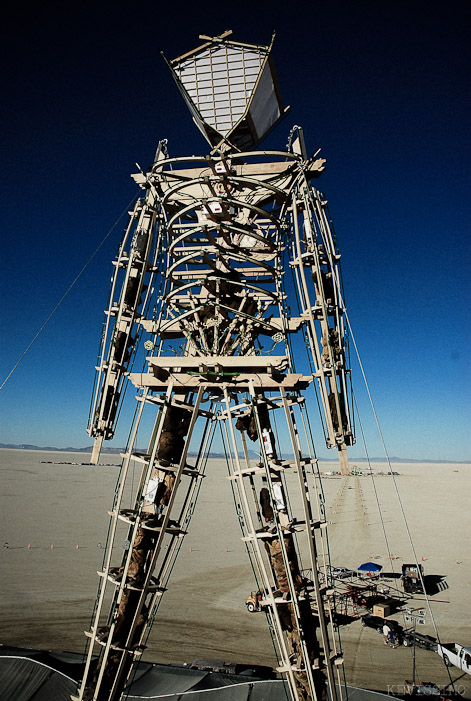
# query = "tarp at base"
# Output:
<box><xmin>0</xmin><ymin>656</ymin><xmax>77</xmax><ymax>701</ymax></box>
<box><xmin>0</xmin><ymin>646</ymin><xmax>393</xmax><ymax>701</ymax></box>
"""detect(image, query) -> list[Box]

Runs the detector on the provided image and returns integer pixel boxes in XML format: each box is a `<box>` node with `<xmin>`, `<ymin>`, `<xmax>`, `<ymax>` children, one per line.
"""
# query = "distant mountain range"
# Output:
<box><xmin>0</xmin><ymin>443</ymin><xmax>468</xmax><ymax>464</ymax></box>
<box><xmin>0</xmin><ymin>443</ymin><xmax>124</xmax><ymax>454</ymax></box>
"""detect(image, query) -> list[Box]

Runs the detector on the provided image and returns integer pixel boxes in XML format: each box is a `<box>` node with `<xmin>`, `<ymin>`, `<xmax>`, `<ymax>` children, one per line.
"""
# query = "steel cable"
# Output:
<box><xmin>0</xmin><ymin>193</ymin><xmax>139</xmax><ymax>392</ymax></box>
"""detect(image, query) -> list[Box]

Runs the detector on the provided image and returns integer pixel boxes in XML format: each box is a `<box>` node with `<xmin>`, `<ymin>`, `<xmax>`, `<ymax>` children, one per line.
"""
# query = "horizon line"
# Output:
<box><xmin>0</xmin><ymin>443</ymin><xmax>468</xmax><ymax>464</ymax></box>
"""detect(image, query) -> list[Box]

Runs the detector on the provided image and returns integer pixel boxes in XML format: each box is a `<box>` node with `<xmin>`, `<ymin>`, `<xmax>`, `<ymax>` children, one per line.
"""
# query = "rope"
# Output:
<box><xmin>352</xmin><ymin>391</ymin><xmax>395</xmax><ymax>569</ymax></box>
<box><xmin>0</xmin><ymin>192</ymin><xmax>139</xmax><ymax>392</ymax></box>
<box><xmin>342</xmin><ymin>306</ymin><xmax>455</xmax><ymax>686</ymax></box>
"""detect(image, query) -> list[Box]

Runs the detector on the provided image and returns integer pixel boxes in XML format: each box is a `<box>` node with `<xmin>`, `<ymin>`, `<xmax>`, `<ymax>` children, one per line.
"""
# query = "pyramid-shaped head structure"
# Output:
<box><xmin>165</xmin><ymin>31</ymin><xmax>286</xmax><ymax>152</ymax></box>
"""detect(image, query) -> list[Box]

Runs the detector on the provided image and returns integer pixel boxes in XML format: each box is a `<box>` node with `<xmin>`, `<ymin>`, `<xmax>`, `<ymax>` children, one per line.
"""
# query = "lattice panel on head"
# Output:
<box><xmin>167</xmin><ymin>35</ymin><xmax>285</xmax><ymax>151</ymax></box>
<box><xmin>176</xmin><ymin>45</ymin><xmax>264</xmax><ymax>135</ymax></box>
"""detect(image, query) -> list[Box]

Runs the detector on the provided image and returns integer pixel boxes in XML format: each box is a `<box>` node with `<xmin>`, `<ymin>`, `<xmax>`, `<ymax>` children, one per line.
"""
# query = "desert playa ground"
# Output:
<box><xmin>0</xmin><ymin>449</ymin><xmax>470</xmax><ymax>697</ymax></box>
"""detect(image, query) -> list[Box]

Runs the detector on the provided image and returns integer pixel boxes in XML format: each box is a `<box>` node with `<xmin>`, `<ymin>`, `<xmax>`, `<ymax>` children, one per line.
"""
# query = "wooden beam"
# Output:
<box><xmin>128</xmin><ymin>372</ymin><xmax>311</xmax><ymax>392</ymax></box>
<box><xmin>146</xmin><ymin>355</ymin><xmax>288</xmax><ymax>370</ymax></box>
<box><xmin>198</xmin><ymin>30</ymin><xmax>233</xmax><ymax>42</ymax></box>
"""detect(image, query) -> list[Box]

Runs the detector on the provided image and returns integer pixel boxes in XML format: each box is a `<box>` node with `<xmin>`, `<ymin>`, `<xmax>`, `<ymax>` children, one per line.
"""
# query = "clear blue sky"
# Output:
<box><xmin>0</xmin><ymin>2</ymin><xmax>469</xmax><ymax>461</ymax></box>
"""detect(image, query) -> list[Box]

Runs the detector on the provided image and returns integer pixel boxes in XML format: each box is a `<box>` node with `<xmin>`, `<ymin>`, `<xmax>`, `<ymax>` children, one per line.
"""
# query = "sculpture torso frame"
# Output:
<box><xmin>76</xmin><ymin>142</ymin><xmax>354</xmax><ymax>701</ymax></box>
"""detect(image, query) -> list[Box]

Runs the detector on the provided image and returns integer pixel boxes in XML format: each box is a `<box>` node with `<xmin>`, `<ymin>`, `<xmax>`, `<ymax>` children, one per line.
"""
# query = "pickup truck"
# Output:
<box><xmin>437</xmin><ymin>643</ymin><xmax>471</xmax><ymax>675</ymax></box>
<box><xmin>361</xmin><ymin>614</ymin><xmax>403</xmax><ymax>637</ymax></box>
<box><xmin>401</xmin><ymin>563</ymin><xmax>424</xmax><ymax>594</ymax></box>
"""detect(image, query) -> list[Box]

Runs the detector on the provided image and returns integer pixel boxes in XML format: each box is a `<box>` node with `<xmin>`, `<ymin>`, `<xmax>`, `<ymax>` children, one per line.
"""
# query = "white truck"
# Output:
<box><xmin>437</xmin><ymin>643</ymin><xmax>471</xmax><ymax>675</ymax></box>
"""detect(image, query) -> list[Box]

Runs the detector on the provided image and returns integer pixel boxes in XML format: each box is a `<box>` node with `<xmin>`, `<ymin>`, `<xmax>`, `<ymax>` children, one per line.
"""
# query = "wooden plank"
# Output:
<box><xmin>132</xmin><ymin>155</ymin><xmax>325</xmax><ymax>185</ymax></box>
<box><xmin>169</xmin><ymin>266</ymin><xmax>273</xmax><ymax>278</ymax></box>
<box><xmin>128</xmin><ymin>372</ymin><xmax>311</xmax><ymax>392</ymax></box>
<box><xmin>146</xmin><ymin>354</ymin><xmax>288</xmax><ymax>369</ymax></box>
<box><xmin>132</xmin><ymin>161</ymin><xmax>297</xmax><ymax>187</ymax></box>
<box><xmin>140</xmin><ymin>316</ymin><xmax>303</xmax><ymax>335</ymax></box>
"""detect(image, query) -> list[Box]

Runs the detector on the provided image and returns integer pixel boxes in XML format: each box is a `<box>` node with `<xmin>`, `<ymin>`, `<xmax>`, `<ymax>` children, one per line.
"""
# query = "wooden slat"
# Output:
<box><xmin>128</xmin><ymin>372</ymin><xmax>311</xmax><ymax>391</ymax></box>
<box><xmin>146</xmin><ymin>354</ymin><xmax>288</xmax><ymax>369</ymax></box>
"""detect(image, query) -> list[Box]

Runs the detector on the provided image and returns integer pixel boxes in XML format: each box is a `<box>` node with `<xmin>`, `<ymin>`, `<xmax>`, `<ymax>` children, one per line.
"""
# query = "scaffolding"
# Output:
<box><xmin>76</xmin><ymin>33</ymin><xmax>355</xmax><ymax>701</ymax></box>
